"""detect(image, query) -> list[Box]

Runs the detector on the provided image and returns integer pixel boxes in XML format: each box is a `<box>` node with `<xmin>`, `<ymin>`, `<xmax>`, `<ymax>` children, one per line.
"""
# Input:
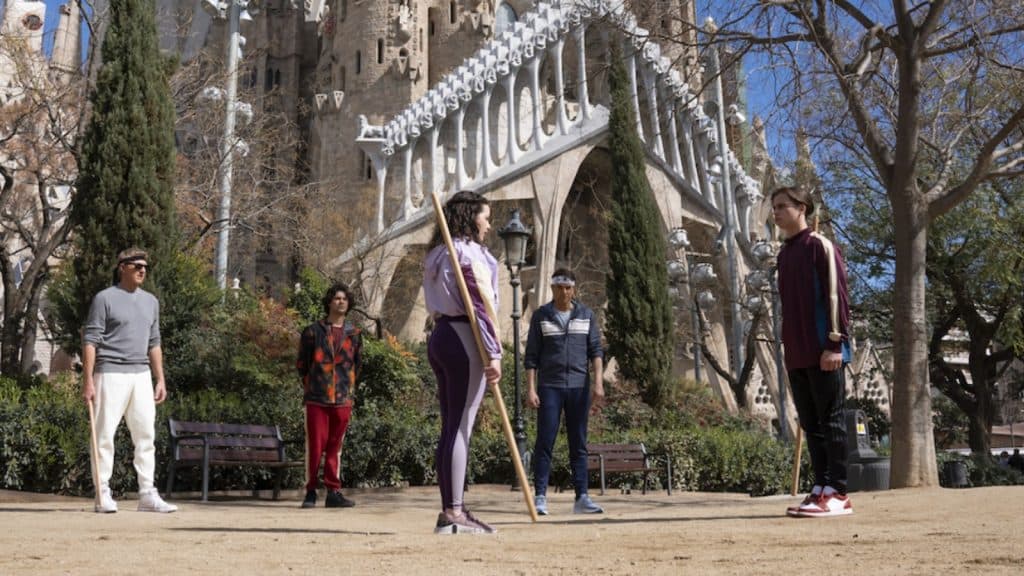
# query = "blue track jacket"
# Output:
<box><xmin>523</xmin><ymin>301</ymin><xmax>603</xmax><ymax>389</ymax></box>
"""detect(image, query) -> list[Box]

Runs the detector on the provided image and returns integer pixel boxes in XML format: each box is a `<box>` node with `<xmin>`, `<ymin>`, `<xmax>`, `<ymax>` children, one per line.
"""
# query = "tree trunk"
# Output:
<box><xmin>19</xmin><ymin>288</ymin><xmax>43</xmax><ymax>374</ymax></box>
<box><xmin>1</xmin><ymin>311</ymin><xmax>24</xmax><ymax>375</ymax></box>
<box><xmin>888</xmin><ymin>197</ymin><xmax>940</xmax><ymax>487</ymax></box>
<box><xmin>966</xmin><ymin>355</ymin><xmax>996</xmax><ymax>456</ymax></box>
<box><xmin>965</xmin><ymin>411</ymin><xmax>992</xmax><ymax>457</ymax></box>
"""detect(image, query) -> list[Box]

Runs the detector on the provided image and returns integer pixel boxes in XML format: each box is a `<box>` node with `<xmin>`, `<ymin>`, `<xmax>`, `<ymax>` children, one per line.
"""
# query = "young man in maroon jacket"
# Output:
<box><xmin>772</xmin><ymin>186</ymin><xmax>853</xmax><ymax>518</ymax></box>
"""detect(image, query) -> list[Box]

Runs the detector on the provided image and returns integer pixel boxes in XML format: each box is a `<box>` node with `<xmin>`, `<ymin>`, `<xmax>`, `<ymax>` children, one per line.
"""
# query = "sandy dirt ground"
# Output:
<box><xmin>1</xmin><ymin>484</ymin><xmax>1022</xmax><ymax>575</ymax></box>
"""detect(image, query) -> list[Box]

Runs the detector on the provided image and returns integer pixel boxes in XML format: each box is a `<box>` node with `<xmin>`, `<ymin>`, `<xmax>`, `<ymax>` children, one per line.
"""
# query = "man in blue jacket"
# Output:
<box><xmin>525</xmin><ymin>268</ymin><xmax>605</xmax><ymax>515</ymax></box>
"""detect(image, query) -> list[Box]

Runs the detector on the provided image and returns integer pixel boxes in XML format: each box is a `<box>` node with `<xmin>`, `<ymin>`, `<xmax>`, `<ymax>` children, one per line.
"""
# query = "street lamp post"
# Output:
<box><xmin>215</xmin><ymin>0</ymin><xmax>242</xmax><ymax>290</ymax></box>
<box><xmin>202</xmin><ymin>0</ymin><xmax>254</xmax><ymax>289</ymax></box>
<box><xmin>499</xmin><ymin>209</ymin><xmax>532</xmax><ymax>466</ymax></box>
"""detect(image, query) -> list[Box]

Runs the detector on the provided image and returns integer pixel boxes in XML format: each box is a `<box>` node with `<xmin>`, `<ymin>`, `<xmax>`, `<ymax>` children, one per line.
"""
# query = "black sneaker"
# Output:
<box><xmin>325</xmin><ymin>490</ymin><xmax>355</xmax><ymax>508</ymax></box>
<box><xmin>301</xmin><ymin>489</ymin><xmax>317</xmax><ymax>508</ymax></box>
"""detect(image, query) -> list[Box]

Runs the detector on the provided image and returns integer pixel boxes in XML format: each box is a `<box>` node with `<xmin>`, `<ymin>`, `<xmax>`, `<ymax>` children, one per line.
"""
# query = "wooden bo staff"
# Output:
<box><xmin>429</xmin><ymin>191</ymin><xmax>538</xmax><ymax>522</ymax></box>
<box><xmin>87</xmin><ymin>398</ymin><xmax>102</xmax><ymax>507</ymax></box>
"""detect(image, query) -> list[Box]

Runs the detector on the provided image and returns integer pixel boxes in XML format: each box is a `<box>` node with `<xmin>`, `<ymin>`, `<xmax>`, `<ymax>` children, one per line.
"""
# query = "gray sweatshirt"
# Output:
<box><xmin>83</xmin><ymin>285</ymin><xmax>161</xmax><ymax>373</ymax></box>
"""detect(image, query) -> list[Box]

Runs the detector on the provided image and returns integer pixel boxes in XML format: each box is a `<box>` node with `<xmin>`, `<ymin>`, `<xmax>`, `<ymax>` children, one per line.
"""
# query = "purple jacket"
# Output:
<box><xmin>777</xmin><ymin>227</ymin><xmax>851</xmax><ymax>370</ymax></box>
<box><xmin>423</xmin><ymin>238</ymin><xmax>502</xmax><ymax>359</ymax></box>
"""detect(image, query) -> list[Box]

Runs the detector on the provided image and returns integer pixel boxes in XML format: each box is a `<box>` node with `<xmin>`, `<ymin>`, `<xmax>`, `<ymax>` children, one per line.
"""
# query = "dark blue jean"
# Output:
<box><xmin>532</xmin><ymin>386</ymin><xmax>590</xmax><ymax>497</ymax></box>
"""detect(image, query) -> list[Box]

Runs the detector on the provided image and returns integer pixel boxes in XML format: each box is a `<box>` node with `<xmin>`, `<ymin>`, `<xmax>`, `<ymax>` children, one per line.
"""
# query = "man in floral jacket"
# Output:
<box><xmin>296</xmin><ymin>283</ymin><xmax>362</xmax><ymax>509</ymax></box>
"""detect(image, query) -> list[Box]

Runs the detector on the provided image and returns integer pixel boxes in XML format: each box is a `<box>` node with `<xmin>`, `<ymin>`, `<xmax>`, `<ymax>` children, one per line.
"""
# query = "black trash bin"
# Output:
<box><xmin>844</xmin><ymin>409</ymin><xmax>891</xmax><ymax>492</ymax></box>
<box><xmin>943</xmin><ymin>460</ymin><xmax>969</xmax><ymax>488</ymax></box>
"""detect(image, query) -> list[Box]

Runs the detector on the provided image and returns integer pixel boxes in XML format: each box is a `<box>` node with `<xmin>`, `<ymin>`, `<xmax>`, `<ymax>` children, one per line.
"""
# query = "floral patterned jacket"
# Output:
<box><xmin>296</xmin><ymin>319</ymin><xmax>362</xmax><ymax>407</ymax></box>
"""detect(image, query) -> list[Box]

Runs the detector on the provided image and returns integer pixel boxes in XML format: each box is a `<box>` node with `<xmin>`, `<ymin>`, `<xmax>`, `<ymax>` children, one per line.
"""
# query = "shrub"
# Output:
<box><xmin>1</xmin><ymin>331</ymin><xmax>813</xmax><ymax>498</ymax></box>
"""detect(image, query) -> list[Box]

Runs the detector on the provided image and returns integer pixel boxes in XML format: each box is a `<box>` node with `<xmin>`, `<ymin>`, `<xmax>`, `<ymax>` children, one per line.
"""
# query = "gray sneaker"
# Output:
<box><xmin>433</xmin><ymin>510</ymin><xmax>496</xmax><ymax>534</ymax></box>
<box><xmin>573</xmin><ymin>493</ymin><xmax>603</xmax><ymax>514</ymax></box>
<box><xmin>534</xmin><ymin>494</ymin><xmax>549</xmax><ymax>516</ymax></box>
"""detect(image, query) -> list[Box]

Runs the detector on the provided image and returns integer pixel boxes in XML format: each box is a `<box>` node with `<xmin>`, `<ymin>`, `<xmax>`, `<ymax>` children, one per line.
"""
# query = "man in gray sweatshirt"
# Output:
<box><xmin>82</xmin><ymin>247</ymin><xmax>177</xmax><ymax>513</ymax></box>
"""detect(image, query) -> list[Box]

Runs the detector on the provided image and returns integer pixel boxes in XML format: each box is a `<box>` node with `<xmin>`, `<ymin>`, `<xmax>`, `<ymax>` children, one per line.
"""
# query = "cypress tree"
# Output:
<box><xmin>604</xmin><ymin>44</ymin><xmax>676</xmax><ymax>408</ymax></box>
<box><xmin>67</xmin><ymin>0</ymin><xmax>178</xmax><ymax>336</ymax></box>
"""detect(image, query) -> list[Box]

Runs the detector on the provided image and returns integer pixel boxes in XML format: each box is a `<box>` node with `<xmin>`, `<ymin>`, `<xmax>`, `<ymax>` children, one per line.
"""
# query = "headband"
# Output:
<box><xmin>119</xmin><ymin>255</ymin><xmax>147</xmax><ymax>265</ymax></box>
<box><xmin>551</xmin><ymin>275</ymin><xmax>575</xmax><ymax>287</ymax></box>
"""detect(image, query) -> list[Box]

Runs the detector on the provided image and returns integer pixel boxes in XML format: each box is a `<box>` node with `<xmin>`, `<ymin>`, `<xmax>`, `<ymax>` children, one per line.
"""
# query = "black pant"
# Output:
<box><xmin>789</xmin><ymin>366</ymin><xmax>848</xmax><ymax>494</ymax></box>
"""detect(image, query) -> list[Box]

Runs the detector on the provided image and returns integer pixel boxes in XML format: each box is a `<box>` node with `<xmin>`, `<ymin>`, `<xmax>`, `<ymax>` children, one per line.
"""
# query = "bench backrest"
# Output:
<box><xmin>587</xmin><ymin>443</ymin><xmax>648</xmax><ymax>465</ymax></box>
<box><xmin>168</xmin><ymin>419</ymin><xmax>286</xmax><ymax>463</ymax></box>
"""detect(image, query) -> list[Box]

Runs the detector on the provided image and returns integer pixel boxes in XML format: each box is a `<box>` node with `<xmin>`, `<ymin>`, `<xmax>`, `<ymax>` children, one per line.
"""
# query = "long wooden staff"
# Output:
<box><xmin>429</xmin><ymin>191</ymin><xmax>538</xmax><ymax>522</ymax></box>
<box><xmin>87</xmin><ymin>399</ymin><xmax>102</xmax><ymax>507</ymax></box>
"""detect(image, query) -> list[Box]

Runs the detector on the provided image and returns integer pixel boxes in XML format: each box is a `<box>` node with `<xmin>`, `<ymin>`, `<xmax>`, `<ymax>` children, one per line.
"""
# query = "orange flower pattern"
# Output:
<box><xmin>297</xmin><ymin>320</ymin><xmax>362</xmax><ymax>407</ymax></box>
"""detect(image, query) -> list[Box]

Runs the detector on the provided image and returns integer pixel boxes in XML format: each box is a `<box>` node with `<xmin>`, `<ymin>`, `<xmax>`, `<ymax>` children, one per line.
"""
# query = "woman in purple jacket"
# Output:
<box><xmin>422</xmin><ymin>191</ymin><xmax>503</xmax><ymax>534</ymax></box>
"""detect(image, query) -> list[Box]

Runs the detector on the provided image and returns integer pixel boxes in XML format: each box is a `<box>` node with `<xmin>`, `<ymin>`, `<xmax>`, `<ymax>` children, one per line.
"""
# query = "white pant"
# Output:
<box><xmin>93</xmin><ymin>371</ymin><xmax>157</xmax><ymax>492</ymax></box>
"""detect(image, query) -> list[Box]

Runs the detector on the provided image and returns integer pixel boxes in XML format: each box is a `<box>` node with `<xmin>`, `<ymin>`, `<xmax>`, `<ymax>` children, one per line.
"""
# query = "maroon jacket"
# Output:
<box><xmin>776</xmin><ymin>227</ymin><xmax>851</xmax><ymax>370</ymax></box>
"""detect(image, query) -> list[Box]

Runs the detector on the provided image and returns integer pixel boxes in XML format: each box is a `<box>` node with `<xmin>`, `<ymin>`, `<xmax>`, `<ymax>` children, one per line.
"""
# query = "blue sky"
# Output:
<box><xmin>0</xmin><ymin>0</ymin><xmax>88</xmax><ymax>56</ymax></box>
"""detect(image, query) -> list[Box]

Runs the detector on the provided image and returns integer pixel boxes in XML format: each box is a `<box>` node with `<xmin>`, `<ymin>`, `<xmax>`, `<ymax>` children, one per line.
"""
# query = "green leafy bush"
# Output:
<box><xmin>1</xmin><ymin>330</ymin><xmax>818</xmax><ymax>498</ymax></box>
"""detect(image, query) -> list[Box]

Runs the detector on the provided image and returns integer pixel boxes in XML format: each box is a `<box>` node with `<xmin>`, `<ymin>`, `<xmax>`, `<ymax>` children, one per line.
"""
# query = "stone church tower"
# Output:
<box><xmin>307</xmin><ymin>0</ymin><xmax>513</xmax><ymax>243</ymax></box>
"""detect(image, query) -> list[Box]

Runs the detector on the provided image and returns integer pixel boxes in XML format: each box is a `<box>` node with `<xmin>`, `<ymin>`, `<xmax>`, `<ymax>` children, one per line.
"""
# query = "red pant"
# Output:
<box><xmin>304</xmin><ymin>403</ymin><xmax>352</xmax><ymax>491</ymax></box>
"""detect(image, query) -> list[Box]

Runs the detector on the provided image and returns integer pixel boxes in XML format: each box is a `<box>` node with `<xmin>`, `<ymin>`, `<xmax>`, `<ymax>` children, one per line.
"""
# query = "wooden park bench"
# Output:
<box><xmin>587</xmin><ymin>442</ymin><xmax>672</xmax><ymax>495</ymax></box>
<box><xmin>165</xmin><ymin>419</ymin><xmax>303</xmax><ymax>502</ymax></box>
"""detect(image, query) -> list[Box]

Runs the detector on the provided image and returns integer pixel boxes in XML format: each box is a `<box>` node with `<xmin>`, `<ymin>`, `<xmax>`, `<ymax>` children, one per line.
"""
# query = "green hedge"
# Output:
<box><xmin>1</xmin><ymin>337</ymin><xmax>812</xmax><ymax>498</ymax></box>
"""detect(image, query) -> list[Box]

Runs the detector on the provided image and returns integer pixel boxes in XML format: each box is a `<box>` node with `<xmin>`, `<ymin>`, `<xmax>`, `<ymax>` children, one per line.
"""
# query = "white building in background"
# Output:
<box><xmin>0</xmin><ymin>0</ymin><xmax>81</xmax><ymax>376</ymax></box>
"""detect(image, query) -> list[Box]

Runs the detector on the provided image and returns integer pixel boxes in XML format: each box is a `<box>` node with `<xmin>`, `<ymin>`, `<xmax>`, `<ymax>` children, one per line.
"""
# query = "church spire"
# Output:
<box><xmin>51</xmin><ymin>1</ymin><xmax>82</xmax><ymax>75</ymax></box>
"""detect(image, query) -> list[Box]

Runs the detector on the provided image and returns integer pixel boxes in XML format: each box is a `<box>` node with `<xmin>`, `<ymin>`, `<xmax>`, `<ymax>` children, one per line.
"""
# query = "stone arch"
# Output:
<box><xmin>553</xmin><ymin>147</ymin><xmax>613</xmax><ymax>308</ymax></box>
<box><xmin>378</xmin><ymin>245</ymin><xmax>430</xmax><ymax>341</ymax></box>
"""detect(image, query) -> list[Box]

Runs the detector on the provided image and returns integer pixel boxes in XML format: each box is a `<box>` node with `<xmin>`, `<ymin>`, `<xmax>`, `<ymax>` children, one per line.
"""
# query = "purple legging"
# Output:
<box><xmin>428</xmin><ymin>317</ymin><xmax>487</xmax><ymax>511</ymax></box>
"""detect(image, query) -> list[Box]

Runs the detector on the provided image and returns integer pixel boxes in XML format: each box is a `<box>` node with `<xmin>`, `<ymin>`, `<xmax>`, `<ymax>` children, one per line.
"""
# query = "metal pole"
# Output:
<box><xmin>706</xmin><ymin>23</ymin><xmax>744</xmax><ymax>378</ymax></box>
<box><xmin>511</xmin><ymin>270</ymin><xmax>527</xmax><ymax>462</ymax></box>
<box><xmin>214</xmin><ymin>1</ymin><xmax>241</xmax><ymax>290</ymax></box>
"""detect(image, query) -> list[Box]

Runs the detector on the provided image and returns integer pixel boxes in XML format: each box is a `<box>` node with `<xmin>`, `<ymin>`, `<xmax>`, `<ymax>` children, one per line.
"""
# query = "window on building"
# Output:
<box><xmin>339</xmin><ymin>66</ymin><xmax>346</xmax><ymax>91</ymax></box>
<box><xmin>340</xmin><ymin>0</ymin><xmax>347</xmax><ymax>21</ymax></box>
<box><xmin>450</xmin><ymin>1</ymin><xmax>456</xmax><ymax>24</ymax></box>
<box><xmin>356</xmin><ymin>50</ymin><xmax>362</xmax><ymax>74</ymax></box>
<box><xmin>377</xmin><ymin>39</ymin><xmax>384</xmax><ymax>64</ymax></box>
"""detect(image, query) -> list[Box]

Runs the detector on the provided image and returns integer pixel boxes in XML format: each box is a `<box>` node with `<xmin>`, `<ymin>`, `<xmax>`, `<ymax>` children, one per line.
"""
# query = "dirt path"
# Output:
<box><xmin>2</xmin><ymin>485</ymin><xmax>1022</xmax><ymax>575</ymax></box>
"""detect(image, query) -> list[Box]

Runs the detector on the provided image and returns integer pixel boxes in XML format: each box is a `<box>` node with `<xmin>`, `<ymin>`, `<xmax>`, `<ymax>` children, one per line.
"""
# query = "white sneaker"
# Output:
<box><xmin>137</xmin><ymin>490</ymin><xmax>178</xmax><ymax>513</ymax></box>
<box><xmin>797</xmin><ymin>493</ymin><xmax>853</xmax><ymax>517</ymax></box>
<box><xmin>95</xmin><ymin>486</ymin><xmax>118</xmax><ymax>513</ymax></box>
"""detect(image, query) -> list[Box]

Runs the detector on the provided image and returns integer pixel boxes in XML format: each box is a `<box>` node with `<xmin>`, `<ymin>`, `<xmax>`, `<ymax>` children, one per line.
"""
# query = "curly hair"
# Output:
<box><xmin>429</xmin><ymin>190</ymin><xmax>489</xmax><ymax>248</ymax></box>
<box><xmin>321</xmin><ymin>283</ymin><xmax>356</xmax><ymax>317</ymax></box>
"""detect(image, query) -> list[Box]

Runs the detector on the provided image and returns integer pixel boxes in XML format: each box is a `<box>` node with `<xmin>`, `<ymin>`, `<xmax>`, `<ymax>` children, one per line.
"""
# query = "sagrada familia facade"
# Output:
<box><xmin>1</xmin><ymin>0</ymin><xmax>893</xmax><ymax>425</ymax></box>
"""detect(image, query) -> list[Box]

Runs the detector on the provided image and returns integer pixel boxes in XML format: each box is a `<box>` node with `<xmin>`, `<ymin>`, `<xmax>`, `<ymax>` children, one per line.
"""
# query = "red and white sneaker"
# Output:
<box><xmin>786</xmin><ymin>492</ymin><xmax>821</xmax><ymax>517</ymax></box>
<box><xmin>797</xmin><ymin>493</ymin><xmax>853</xmax><ymax>517</ymax></box>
